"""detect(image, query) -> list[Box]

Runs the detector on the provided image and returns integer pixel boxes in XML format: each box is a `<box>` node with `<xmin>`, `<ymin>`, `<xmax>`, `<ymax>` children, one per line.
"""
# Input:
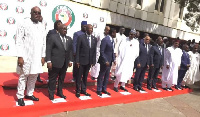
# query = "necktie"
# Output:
<box><xmin>145</xmin><ymin>44</ymin><xmax>148</xmax><ymax>53</ymax></box>
<box><xmin>159</xmin><ymin>46</ymin><xmax>162</xmax><ymax>55</ymax></box>
<box><xmin>62</xmin><ymin>37</ymin><xmax>66</xmax><ymax>50</ymax></box>
<box><xmin>88</xmin><ymin>36</ymin><xmax>91</xmax><ymax>48</ymax></box>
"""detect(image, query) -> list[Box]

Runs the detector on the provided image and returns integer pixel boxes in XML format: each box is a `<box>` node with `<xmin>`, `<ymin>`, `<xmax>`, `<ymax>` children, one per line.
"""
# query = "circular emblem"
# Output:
<box><xmin>0</xmin><ymin>3</ymin><xmax>8</xmax><ymax>10</ymax></box>
<box><xmin>7</xmin><ymin>17</ymin><xmax>16</xmax><ymax>24</ymax></box>
<box><xmin>16</xmin><ymin>6</ymin><xmax>24</xmax><ymax>13</ymax></box>
<box><xmin>52</xmin><ymin>5</ymin><xmax>75</xmax><ymax>29</ymax></box>
<box><xmin>0</xmin><ymin>30</ymin><xmax>7</xmax><ymax>37</ymax></box>
<box><xmin>83</xmin><ymin>13</ymin><xmax>88</xmax><ymax>18</ymax></box>
<box><xmin>0</xmin><ymin>44</ymin><xmax>9</xmax><ymax>51</ymax></box>
<box><xmin>18</xmin><ymin>0</ymin><xmax>25</xmax><ymax>2</ymax></box>
<box><xmin>40</xmin><ymin>0</ymin><xmax>47</xmax><ymax>7</ymax></box>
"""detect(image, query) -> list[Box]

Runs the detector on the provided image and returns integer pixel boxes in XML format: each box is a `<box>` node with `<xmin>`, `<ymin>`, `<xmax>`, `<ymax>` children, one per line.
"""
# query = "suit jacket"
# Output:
<box><xmin>72</xmin><ymin>30</ymin><xmax>85</xmax><ymax>54</ymax></box>
<box><xmin>76</xmin><ymin>33</ymin><xmax>97</xmax><ymax>65</ymax></box>
<box><xmin>98</xmin><ymin>35</ymin><xmax>115</xmax><ymax>65</ymax></box>
<box><xmin>46</xmin><ymin>33</ymin><xmax>73</xmax><ymax>68</ymax></box>
<box><xmin>180</xmin><ymin>50</ymin><xmax>190</xmax><ymax>70</ymax></box>
<box><xmin>136</xmin><ymin>43</ymin><xmax>151</xmax><ymax>67</ymax></box>
<box><xmin>149</xmin><ymin>44</ymin><xmax>164</xmax><ymax>68</ymax></box>
<box><xmin>46</xmin><ymin>29</ymin><xmax>57</xmax><ymax>41</ymax></box>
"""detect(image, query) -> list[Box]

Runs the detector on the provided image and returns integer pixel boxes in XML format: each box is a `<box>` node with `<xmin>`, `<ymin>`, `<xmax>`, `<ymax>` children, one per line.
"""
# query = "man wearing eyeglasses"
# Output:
<box><xmin>16</xmin><ymin>6</ymin><xmax>46</xmax><ymax>106</ymax></box>
<box><xmin>46</xmin><ymin>24</ymin><xmax>73</xmax><ymax>100</ymax></box>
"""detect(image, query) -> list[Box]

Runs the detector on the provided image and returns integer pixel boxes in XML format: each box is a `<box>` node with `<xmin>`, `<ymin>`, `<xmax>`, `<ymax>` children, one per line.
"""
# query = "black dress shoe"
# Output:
<box><xmin>113</xmin><ymin>87</ymin><xmax>118</xmax><ymax>92</ymax></box>
<box><xmin>81</xmin><ymin>91</ymin><xmax>91</xmax><ymax>96</ymax></box>
<box><xmin>57</xmin><ymin>93</ymin><xmax>66</xmax><ymax>99</ymax></box>
<box><xmin>152</xmin><ymin>86</ymin><xmax>158</xmax><ymax>90</ymax></box>
<box><xmin>37</xmin><ymin>78</ymin><xmax>43</xmax><ymax>83</ymax></box>
<box><xmin>120</xmin><ymin>86</ymin><xmax>128</xmax><ymax>92</ymax></box>
<box><xmin>110</xmin><ymin>76</ymin><xmax>116</xmax><ymax>80</ymax></box>
<box><xmin>102</xmin><ymin>90</ymin><xmax>111</xmax><ymax>95</ymax></box>
<box><xmin>139</xmin><ymin>88</ymin><xmax>146</xmax><ymax>92</ymax></box>
<box><xmin>75</xmin><ymin>92</ymin><xmax>80</xmax><ymax>98</ymax></box>
<box><xmin>25</xmin><ymin>95</ymin><xmax>39</xmax><ymax>101</ymax></box>
<box><xmin>147</xmin><ymin>86</ymin><xmax>152</xmax><ymax>90</ymax></box>
<box><xmin>133</xmin><ymin>87</ymin><xmax>139</xmax><ymax>91</ymax></box>
<box><xmin>162</xmin><ymin>88</ymin><xmax>167</xmax><ymax>90</ymax></box>
<box><xmin>17</xmin><ymin>98</ymin><xmax>25</xmax><ymax>106</ymax></box>
<box><xmin>96</xmin><ymin>91</ymin><xmax>102</xmax><ymax>96</ymax></box>
<box><xmin>167</xmin><ymin>87</ymin><xmax>174</xmax><ymax>91</ymax></box>
<box><xmin>91</xmin><ymin>77</ymin><xmax>96</xmax><ymax>80</ymax></box>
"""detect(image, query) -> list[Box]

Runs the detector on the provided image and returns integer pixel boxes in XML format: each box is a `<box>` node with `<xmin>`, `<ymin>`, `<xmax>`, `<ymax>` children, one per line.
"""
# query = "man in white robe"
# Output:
<box><xmin>183</xmin><ymin>44</ymin><xmax>200</xmax><ymax>85</ymax></box>
<box><xmin>161</xmin><ymin>40</ymin><xmax>182</xmax><ymax>91</ymax></box>
<box><xmin>90</xmin><ymin>26</ymin><xmax>110</xmax><ymax>80</ymax></box>
<box><xmin>114</xmin><ymin>29</ymin><xmax>139</xmax><ymax>92</ymax></box>
<box><xmin>111</xmin><ymin>26</ymin><xmax>126</xmax><ymax>80</ymax></box>
<box><xmin>16</xmin><ymin>6</ymin><xmax>46</xmax><ymax>106</ymax></box>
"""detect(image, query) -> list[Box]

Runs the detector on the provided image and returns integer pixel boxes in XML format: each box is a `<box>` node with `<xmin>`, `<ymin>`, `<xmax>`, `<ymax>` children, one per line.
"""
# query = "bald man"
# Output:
<box><xmin>16</xmin><ymin>6</ymin><xmax>46</xmax><ymax>106</ymax></box>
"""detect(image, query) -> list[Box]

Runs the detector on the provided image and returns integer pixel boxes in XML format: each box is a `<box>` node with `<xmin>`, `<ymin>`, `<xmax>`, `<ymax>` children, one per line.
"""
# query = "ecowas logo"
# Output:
<box><xmin>40</xmin><ymin>0</ymin><xmax>47</xmax><ymax>7</ymax></box>
<box><xmin>0</xmin><ymin>30</ymin><xmax>7</xmax><ymax>37</ymax></box>
<box><xmin>16</xmin><ymin>6</ymin><xmax>24</xmax><ymax>13</ymax></box>
<box><xmin>18</xmin><ymin>0</ymin><xmax>25</xmax><ymax>2</ymax></box>
<box><xmin>0</xmin><ymin>3</ymin><xmax>8</xmax><ymax>10</ymax></box>
<box><xmin>0</xmin><ymin>44</ymin><xmax>9</xmax><ymax>51</ymax></box>
<box><xmin>7</xmin><ymin>17</ymin><xmax>16</xmax><ymax>24</ymax></box>
<box><xmin>52</xmin><ymin>5</ymin><xmax>75</xmax><ymax>29</ymax></box>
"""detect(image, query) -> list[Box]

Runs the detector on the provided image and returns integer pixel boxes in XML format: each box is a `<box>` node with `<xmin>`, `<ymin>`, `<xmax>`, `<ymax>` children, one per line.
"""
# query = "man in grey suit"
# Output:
<box><xmin>46</xmin><ymin>24</ymin><xmax>73</xmax><ymax>100</ymax></box>
<box><xmin>75</xmin><ymin>24</ymin><xmax>97</xmax><ymax>98</ymax></box>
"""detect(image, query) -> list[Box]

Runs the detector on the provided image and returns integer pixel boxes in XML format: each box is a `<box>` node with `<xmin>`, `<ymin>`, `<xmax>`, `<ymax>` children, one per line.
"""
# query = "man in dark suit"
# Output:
<box><xmin>37</xmin><ymin>20</ymin><xmax>63</xmax><ymax>83</ymax></box>
<box><xmin>175</xmin><ymin>44</ymin><xmax>190</xmax><ymax>90</ymax></box>
<box><xmin>96</xmin><ymin>28</ymin><xmax>116</xmax><ymax>96</ymax></box>
<box><xmin>133</xmin><ymin>36</ymin><xmax>151</xmax><ymax>92</ymax></box>
<box><xmin>46</xmin><ymin>24</ymin><xmax>73</xmax><ymax>100</ymax></box>
<box><xmin>147</xmin><ymin>36</ymin><xmax>164</xmax><ymax>90</ymax></box>
<box><xmin>75</xmin><ymin>24</ymin><xmax>97</xmax><ymax>98</ymax></box>
<box><xmin>72</xmin><ymin>21</ymin><xmax>87</xmax><ymax>82</ymax></box>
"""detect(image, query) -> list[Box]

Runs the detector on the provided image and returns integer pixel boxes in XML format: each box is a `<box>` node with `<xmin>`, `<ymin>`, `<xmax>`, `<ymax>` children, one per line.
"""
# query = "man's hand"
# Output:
<box><xmin>105</xmin><ymin>62</ymin><xmax>110</xmax><ymax>67</ymax></box>
<box><xmin>77</xmin><ymin>63</ymin><xmax>80</xmax><ymax>68</ymax></box>
<box><xmin>47</xmin><ymin>63</ymin><xmax>52</xmax><ymax>70</ymax></box>
<box><xmin>18</xmin><ymin>57</ymin><xmax>24</xmax><ymax>68</ymax></box>
<box><xmin>166</xmin><ymin>65</ymin><xmax>169</xmax><ymax>69</ymax></box>
<box><xmin>41</xmin><ymin>57</ymin><xmax>45</xmax><ymax>66</ymax></box>
<box><xmin>68</xmin><ymin>62</ymin><xmax>72</xmax><ymax>67</ymax></box>
<box><xmin>161</xmin><ymin>66</ymin><xmax>163</xmax><ymax>69</ymax></box>
<box><xmin>114</xmin><ymin>61</ymin><xmax>116</xmax><ymax>65</ymax></box>
<box><xmin>137</xmin><ymin>64</ymin><xmax>141</xmax><ymax>68</ymax></box>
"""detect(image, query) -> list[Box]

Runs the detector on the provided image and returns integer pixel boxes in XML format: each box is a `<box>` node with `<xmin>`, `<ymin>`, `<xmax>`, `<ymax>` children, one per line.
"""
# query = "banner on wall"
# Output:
<box><xmin>0</xmin><ymin>0</ymin><xmax>107</xmax><ymax>56</ymax></box>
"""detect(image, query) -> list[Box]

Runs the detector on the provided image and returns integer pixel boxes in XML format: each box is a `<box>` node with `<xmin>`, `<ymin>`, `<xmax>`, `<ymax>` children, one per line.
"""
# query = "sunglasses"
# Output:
<box><xmin>32</xmin><ymin>11</ymin><xmax>41</xmax><ymax>15</ymax></box>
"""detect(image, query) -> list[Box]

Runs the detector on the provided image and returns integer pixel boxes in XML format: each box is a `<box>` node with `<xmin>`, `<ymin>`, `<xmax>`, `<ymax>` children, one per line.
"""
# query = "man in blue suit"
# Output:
<box><xmin>96</xmin><ymin>28</ymin><xmax>116</xmax><ymax>96</ymax></box>
<box><xmin>175</xmin><ymin>44</ymin><xmax>190</xmax><ymax>90</ymax></box>
<box><xmin>147</xmin><ymin>36</ymin><xmax>164</xmax><ymax>90</ymax></box>
<box><xmin>133</xmin><ymin>36</ymin><xmax>151</xmax><ymax>92</ymax></box>
<box><xmin>72</xmin><ymin>21</ymin><xmax>87</xmax><ymax>82</ymax></box>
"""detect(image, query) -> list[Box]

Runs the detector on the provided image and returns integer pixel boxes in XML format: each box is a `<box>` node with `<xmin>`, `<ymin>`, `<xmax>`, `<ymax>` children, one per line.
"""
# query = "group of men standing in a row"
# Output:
<box><xmin>15</xmin><ymin>6</ymin><xmax>200</xmax><ymax>107</ymax></box>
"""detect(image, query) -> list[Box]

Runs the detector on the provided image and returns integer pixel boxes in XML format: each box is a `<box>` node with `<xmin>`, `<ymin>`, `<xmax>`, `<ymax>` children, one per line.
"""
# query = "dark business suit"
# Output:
<box><xmin>46</xmin><ymin>33</ymin><xmax>73</xmax><ymax>98</ymax></box>
<box><xmin>134</xmin><ymin>43</ymin><xmax>150</xmax><ymax>89</ymax></box>
<box><xmin>46</xmin><ymin>29</ymin><xmax>57</xmax><ymax>41</ymax></box>
<box><xmin>177</xmin><ymin>50</ymin><xmax>190</xmax><ymax>87</ymax></box>
<box><xmin>97</xmin><ymin>36</ymin><xmax>115</xmax><ymax>92</ymax></box>
<box><xmin>147</xmin><ymin>44</ymin><xmax>164</xmax><ymax>88</ymax></box>
<box><xmin>72</xmin><ymin>31</ymin><xmax>85</xmax><ymax>80</ymax></box>
<box><xmin>76</xmin><ymin>34</ymin><xmax>97</xmax><ymax>93</ymax></box>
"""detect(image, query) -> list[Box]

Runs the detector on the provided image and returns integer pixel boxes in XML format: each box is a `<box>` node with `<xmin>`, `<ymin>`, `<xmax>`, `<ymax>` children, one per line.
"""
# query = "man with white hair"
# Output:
<box><xmin>114</xmin><ymin>29</ymin><xmax>139</xmax><ymax>92</ymax></box>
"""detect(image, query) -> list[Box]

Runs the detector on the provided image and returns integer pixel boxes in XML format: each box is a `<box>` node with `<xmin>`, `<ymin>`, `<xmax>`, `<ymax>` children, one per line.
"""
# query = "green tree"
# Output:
<box><xmin>175</xmin><ymin>0</ymin><xmax>200</xmax><ymax>31</ymax></box>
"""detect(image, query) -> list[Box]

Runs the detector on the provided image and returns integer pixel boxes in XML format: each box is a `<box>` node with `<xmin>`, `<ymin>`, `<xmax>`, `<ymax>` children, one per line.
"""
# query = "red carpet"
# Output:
<box><xmin>0</xmin><ymin>72</ymin><xmax>189</xmax><ymax>117</ymax></box>
<box><xmin>0</xmin><ymin>83</ymin><xmax>192</xmax><ymax>117</ymax></box>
